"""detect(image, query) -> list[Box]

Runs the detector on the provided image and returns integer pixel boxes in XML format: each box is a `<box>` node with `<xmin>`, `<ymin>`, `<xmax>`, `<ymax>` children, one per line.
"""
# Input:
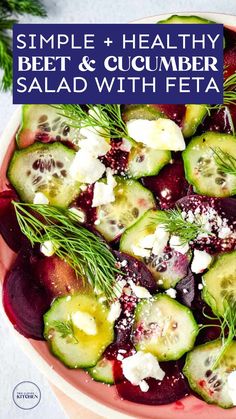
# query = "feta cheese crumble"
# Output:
<box><xmin>122</xmin><ymin>351</ymin><xmax>165</xmax><ymax>391</ymax></box>
<box><xmin>191</xmin><ymin>250</ymin><xmax>212</xmax><ymax>274</ymax></box>
<box><xmin>92</xmin><ymin>168</ymin><xmax>117</xmax><ymax>207</ymax></box>
<box><xmin>71</xmin><ymin>310</ymin><xmax>97</xmax><ymax>335</ymax></box>
<box><xmin>40</xmin><ymin>240</ymin><xmax>56</xmax><ymax>257</ymax></box>
<box><xmin>69</xmin><ymin>207</ymin><xmax>85</xmax><ymax>223</ymax></box>
<box><xmin>107</xmin><ymin>301</ymin><xmax>122</xmax><ymax>322</ymax></box>
<box><xmin>227</xmin><ymin>370</ymin><xmax>236</xmax><ymax>405</ymax></box>
<box><xmin>126</xmin><ymin>118</ymin><xmax>186</xmax><ymax>151</ymax></box>
<box><xmin>132</xmin><ymin>224</ymin><xmax>169</xmax><ymax>259</ymax></box>
<box><xmin>165</xmin><ymin>288</ymin><xmax>177</xmax><ymax>299</ymax></box>
<box><xmin>129</xmin><ymin>281</ymin><xmax>151</xmax><ymax>299</ymax></box>
<box><xmin>33</xmin><ymin>192</ymin><xmax>49</xmax><ymax>205</ymax></box>
<box><xmin>70</xmin><ymin>149</ymin><xmax>106</xmax><ymax>184</ymax></box>
<box><xmin>169</xmin><ymin>235</ymin><xmax>189</xmax><ymax>255</ymax></box>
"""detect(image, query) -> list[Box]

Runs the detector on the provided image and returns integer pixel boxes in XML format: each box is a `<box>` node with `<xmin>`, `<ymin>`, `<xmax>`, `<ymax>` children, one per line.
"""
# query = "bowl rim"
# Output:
<box><xmin>1</xmin><ymin>11</ymin><xmax>236</xmax><ymax>419</ymax></box>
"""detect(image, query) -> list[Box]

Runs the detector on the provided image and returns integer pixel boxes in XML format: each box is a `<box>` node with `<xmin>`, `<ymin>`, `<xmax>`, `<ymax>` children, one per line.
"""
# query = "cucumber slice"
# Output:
<box><xmin>202</xmin><ymin>251</ymin><xmax>236</xmax><ymax>317</ymax></box>
<box><xmin>44</xmin><ymin>293</ymin><xmax>114</xmax><ymax>368</ymax></box>
<box><xmin>16</xmin><ymin>105</ymin><xmax>79</xmax><ymax>149</ymax></box>
<box><xmin>182</xmin><ymin>105</ymin><xmax>208</xmax><ymax>138</ymax></box>
<box><xmin>132</xmin><ymin>294</ymin><xmax>198</xmax><ymax>361</ymax></box>
<box><xmin>120</xmin><ymin>210</ymin><xmax>190</xmax><ymax>289</ymax></box>
<box><xmin>183</xmin><ymin>339</ymin><xmax>236</xmax><ymax>408</ymax></box>
<box><xmin>122</xmin><ymin>104</ymin><xmax>164</xmax><ymax>122</ymax></box>
<box><xmin>94</xmin><ymin>177</ymin><xmax>155</xmax><ymax>242</ymax></box>
<box><xmin>123</xmin><ymin>105</ymin><xmax>170</xmax><ymax>178</ymax></box>
<box><xmin>7</xmin><ymin>142</ymin><xmax>80</xmax><ymax>208</ymax></box>
<box><xmin>127</xmin><ymin>145</ymin><xmax>171</xmax><ymax>179</ymax></box>
<box><xmin>87</xmin><ymin>357</ymin><xmax>114</xmax><ymax>384</ymax></box>
<box><xmin>157</xmin><ymin>15</ymin><xmax>215</xmax><ymax>24</ymax></box>
<box><xmin>183</xmin><ymin>132</ymin><xmax>236</xmax><ymax>197</ymax></box>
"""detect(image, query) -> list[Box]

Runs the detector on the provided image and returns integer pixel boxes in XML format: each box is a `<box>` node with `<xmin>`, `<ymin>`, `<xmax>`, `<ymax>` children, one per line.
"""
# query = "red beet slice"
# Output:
<box><xmin>224</xmin><ymin>28</ymin><xmax>236</xmax><ymax>50</ymax></box>
<box><xmin>176</xmin><ymin>195</ymin><xmax>236</xmax><ymax>254</ymax></box>
<box><xmin>33</xmin><ymin>254</ymin><xmax>88</xmax><ymax>298</ymax></box>
<box><xmin>2</xmin><ymin>246</ymin><xmax>51</xmax><ymax>339</ymax></box>
<box><xmin>114</xmin><ymin>251</ymin><xmax>157</xmax><ymax>344</ymax></box>
<box><xmin>0</xmin><ymin>189</ymin><xmax>24</xmax><ymax>252</ymax></box>
<box><xmin>114</xmin><ymin>251</ymin><xmax>157</xmax><ymax>293</ymax></box>
<box><xmin>224</xmin><ymin>47</ymin><xmax>236</xmax><ymax>79</ymax></box>
<box><xmin>73</xmin><ymin>184</ymin><xmax>97</xmax><ymax>225</ymax></box>
<box><xmin>152</xmin><ymin>105</ymin><xmax>186</xmax><ymax>126</ymax></box>
<box><xmin>142</xmin><ymin>157</ymin><xmax>190</xmax><ymax>209</ymax></box>
<box><xmin>200</xmin><ymin>105</ymin><xmax>236</xmax><ymax>134</ymax></box>
<box><xmin>115</xmin><ymin>360</ymin><xmax>189</xmax><ymax>405</ymax></box>
<box><xmin>101</xmin><ymin>139</ymin><xmax>129</xmax><ymax>174</ymax></box>
<box><xmin>176</xmin><ymin>270</ymin><xmax>196</xmax><ymax>308</ymax></box>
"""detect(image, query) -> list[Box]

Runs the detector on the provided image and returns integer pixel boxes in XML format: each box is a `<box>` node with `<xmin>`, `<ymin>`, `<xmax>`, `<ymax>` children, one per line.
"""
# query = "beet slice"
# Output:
<box><xmin>101</xmin><ymin>139</ymin><xmax>129</xmax><ymax>174</ymax></box>
<box><xmin>176</xmin><ymin>270</ymin><xmax>196</xmax><ymax>308</ymax></box>
<box><xmin>114</xmin><ymin>251</ymin><xmax>157</xmax><ymax>293</ymax></box>
<box><xmin>224</xmin><ymin>47</ymin><xmax>236</xmax><ymax>79</ymax></box>
<box><xmin>224</xmin><ymin>28</ymin><xmax>236</xmax><ymax>50</ymax></box>
<box><xmin>114</xmin><ymin>251</ymin><xmax>157</xmax><ymax>344</ymax></box>
<box><xmin>152</xmin><ymin>105</ymin><xmax>186</xmax><ymax>127</ymax></box>
<box><xmin>2</xmin><ymin>246</ymin><xmax>51</xmax><ymax>339</ymax></box>
<box><xmin>33</xmin><ymin>254</ymin><xmax>88</xmax><ymax>298</ymax></box>
<box><xmin>176</xmin><ymin>195</ymin><xmax>236</xmax><ymax>254</ymax></box>
<box><xmin>142</xmin><ymin>157</ymin><xmax>190</xmax><ymax>209</ymax></box>
<box><xmin>73</xmin><ymin>184</ymin><xmax>97</xmax><ymax>225</ymax></box>
<box><xmin>200</xmin><ymin>105</ymin><xmax>236</xmax><ymax>134</ymax></box>
<box><xmin>0</xmin><ymin>189</ymin><xmax>23</xmax><ymax>252</ymax></box>
<box><xmin>114</xmin><ymin>359</ymin><xmax>189</xmax><ymax>405</ymax></box>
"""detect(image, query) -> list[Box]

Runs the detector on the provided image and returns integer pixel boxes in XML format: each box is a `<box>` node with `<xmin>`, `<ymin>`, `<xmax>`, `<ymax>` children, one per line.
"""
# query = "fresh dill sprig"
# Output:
<box><xmin>0</xmin><ymin>0</ymin><xmax>46</xmax><ymax>91</ymax></box>
<box><xmin>207</xmin><ymin>71</ymin><xmax>236</xmax><ymax>114</ymax></box>
<box><xmin>53</xmin><ymin>104</ymin><xmax>133</xmax><ymax>141</ymax></box>
<box><xmin>212</xmin><ymin>301</ymin><xmax>236</xmax><ymax>369</ymax></box>
<box><xmin>149</xmin><ymin>208</ymin><xmax>207</xmax><ymax>245</ymax></box>
<box><xmin>13</xmin><ymin>201</ymin><xmax>120</xmax><ymax>299</ymax></box>
<box><xmin>211</xmin><ymin>147</ymin><xmax>236</xmax><ymax>176</ymax></box>
<box><xmin>199</xmin><ymin>294</ymin><xmax>236</xmax><ymax>370</ymax></box>
<box><xmin>53</xmin><ymin>319</ymin><xmax>79</xmax><ymax>343</ymax></box>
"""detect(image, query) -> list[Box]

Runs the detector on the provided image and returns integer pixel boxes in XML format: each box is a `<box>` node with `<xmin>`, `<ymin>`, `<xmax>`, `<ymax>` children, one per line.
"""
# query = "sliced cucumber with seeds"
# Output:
<box><xmin>132</xmin><ymin>294</ymin><xmax>198</xmax><ymax>361</ymax></box>
<box><xmin>123</xmin><ymin>105</ymin><xmax>170</xmax><ymax>178</ymax></box>
<box><xmin>157</xmin><ymin>15</ymin><xmax>215</xmax><ymax>24</ymax></box>
<box><xmin>94</xmin><ymin>177</ymin><xmax>155</xmax><ymax>242</ymax></box>
<box><xmin>203</xmin><ymin>251</ymin><xmax>236</xmax><ymax>317</ymax></box>
<box><xmin>16</xmin><ymin>105</ymin><xmax>79</xmax><ymax>149</ymax></box>
<box><xmin>127</xmin><ymin>139</ymin><xmax>171</xmax><ymax>179</ymax></box>
<box><xmin>7</xmin><ymin>142</ymin><xmax>80</xmax><ymax>208</ymax></box>
<box><xmin>183</xmin><ymin>339</ymin><xmax>236</xmax><ymax>408</ymax></box>
<box><xmin>182</xmin><ymin>105</ymin><xmax>208</xmax><ymax>138</ymax></box>
<box><xmin>87</xmin><ymin>357</ymin><xmax>114</xmax><ymax>384</ymax></box>
<box><xmin>120</xmin><ymin>210</ymin><xmax>191</xmax><ymax>289</ymax></box>
<box><xmin>183</xmin><ymin>132</ymin><xmax>236</xmax><ymax>197</ymax></box>
<box><xmin>44</xmin><ymin>293</ymin><xmax>114</xmax><ymax>369</ymax></box>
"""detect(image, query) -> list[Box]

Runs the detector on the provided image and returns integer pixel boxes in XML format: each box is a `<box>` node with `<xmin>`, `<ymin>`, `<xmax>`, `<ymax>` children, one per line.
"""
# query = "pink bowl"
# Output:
<box><xmin>1</xmin><ymin>13</ymin><xmax>236</xmax><ymax>418</ymax></box>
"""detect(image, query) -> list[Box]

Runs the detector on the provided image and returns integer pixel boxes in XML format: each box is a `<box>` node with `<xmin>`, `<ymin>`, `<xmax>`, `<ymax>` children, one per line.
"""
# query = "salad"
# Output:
<box><xmin>1</xmin><ymin>14</ymin><xmax>236</xmax><ymax>410</ymax></box>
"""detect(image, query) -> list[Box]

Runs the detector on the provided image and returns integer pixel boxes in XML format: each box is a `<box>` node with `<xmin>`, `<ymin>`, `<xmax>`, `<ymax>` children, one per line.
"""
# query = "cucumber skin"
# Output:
<box><xmin>157</xmin><ymin>15</ymin><xmax>215</xmax><ymax>24</ymax></box>
<box><xmin>133</xmin><ymin>294</ymin><xmax>199</xmax><ymax>361</ymax></box>
<box><xmin>202</xmin><ymin>251</ymin><xmax>236</xmax><ymax>317</ymax></box>
<box><xmin>122</xmin><ymin>104</ymin><xmax>164</xmax><ymax>122</ymax></box>
<box><xmin>183</xmin><ymin>339</ymin><xmax>236</xmax><ymax>409</ymax></box>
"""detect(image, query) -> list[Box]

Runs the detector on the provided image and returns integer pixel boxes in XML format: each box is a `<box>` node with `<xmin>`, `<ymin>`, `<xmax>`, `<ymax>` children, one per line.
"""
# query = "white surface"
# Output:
<box><xmin>0</xmin><ymin>2</ymin><xmax>236</xmax><ymax>419</ymax></box>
